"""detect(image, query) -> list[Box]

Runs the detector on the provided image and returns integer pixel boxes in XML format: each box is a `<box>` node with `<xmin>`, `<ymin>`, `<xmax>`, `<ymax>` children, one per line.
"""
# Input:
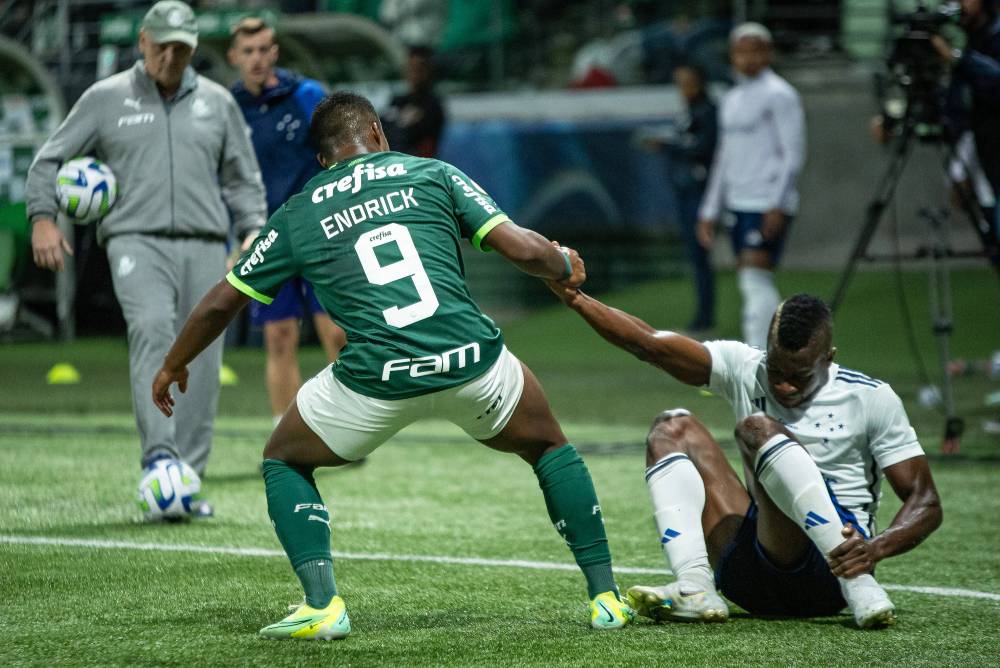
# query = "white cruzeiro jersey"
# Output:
<box><xmin>705</xmin><ymin>340</ymin><xmax>925</xmax><ymax>536</ymax></box>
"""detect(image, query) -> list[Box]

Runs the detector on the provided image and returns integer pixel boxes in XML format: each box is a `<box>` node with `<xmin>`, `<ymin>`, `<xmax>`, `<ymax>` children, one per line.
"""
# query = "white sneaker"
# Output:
<box><xmin>839</xmin><ymin>574</ymin><xmax>896</xmax><ymax>629</ymax></box>
<box><xmin>626</xmin><ymin>581</ymin><xmax>729</xmax><ymax>623</ymax></box>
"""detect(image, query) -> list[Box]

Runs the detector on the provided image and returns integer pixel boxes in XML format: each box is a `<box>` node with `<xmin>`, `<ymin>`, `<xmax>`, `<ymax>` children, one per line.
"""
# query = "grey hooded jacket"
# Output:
<box><xmin>26</xmin><ymin>61</ymin><xmax>266</xmax><ymax>244</ymax></box>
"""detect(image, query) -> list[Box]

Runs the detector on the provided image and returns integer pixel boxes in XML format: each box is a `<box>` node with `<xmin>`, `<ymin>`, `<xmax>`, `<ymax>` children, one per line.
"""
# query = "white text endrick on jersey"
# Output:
<box><xmin>321</xmin><ymin>189</ymin><xmax>419</xmax><ymax>239</ymax></box>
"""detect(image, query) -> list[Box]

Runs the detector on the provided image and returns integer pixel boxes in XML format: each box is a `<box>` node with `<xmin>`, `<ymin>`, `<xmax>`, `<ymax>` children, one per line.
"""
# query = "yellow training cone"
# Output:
<box><xmin>219</xmin><ymin>364</ymin><xmax>239</xmax><ymax>386</ymax></box>
<box><xmin>47</xmin><ymin>363</ymin><xmax>81</xmax><ymax>385</ymax></box>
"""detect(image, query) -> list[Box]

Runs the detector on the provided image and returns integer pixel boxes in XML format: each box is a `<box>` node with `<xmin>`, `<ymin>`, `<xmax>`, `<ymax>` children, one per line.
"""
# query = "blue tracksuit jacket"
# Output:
<box><xmin>231</xmin><ymin>68</ymin><xmax>326</xmax><ymax>216</ymax></box>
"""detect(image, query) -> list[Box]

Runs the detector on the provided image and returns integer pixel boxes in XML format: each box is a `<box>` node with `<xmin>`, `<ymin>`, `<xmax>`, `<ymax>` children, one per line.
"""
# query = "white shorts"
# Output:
<box><xmin>296</xmin><ymin>346</ymin><xmax>525</xmax><ymax>461</ymax></box>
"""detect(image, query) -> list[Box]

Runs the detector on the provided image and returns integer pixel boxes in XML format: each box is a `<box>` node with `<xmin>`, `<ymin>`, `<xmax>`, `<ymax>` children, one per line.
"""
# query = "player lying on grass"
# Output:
<box><xmin>152</xmin><ymin>92</ymin><xmax>635</xmax><ymax>640</ymax></box>
<box><xmin>545</xmin><ymin>285</ymin><xmax>942</xmax><ymax>629</ymax></box>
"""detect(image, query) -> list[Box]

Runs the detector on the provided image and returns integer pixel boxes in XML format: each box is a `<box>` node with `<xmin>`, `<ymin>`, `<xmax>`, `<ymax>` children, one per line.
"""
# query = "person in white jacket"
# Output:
<box><xmin>697</xmin><ymin>23</ymin><xmax>805</xmax><ymax>349</ymax></box>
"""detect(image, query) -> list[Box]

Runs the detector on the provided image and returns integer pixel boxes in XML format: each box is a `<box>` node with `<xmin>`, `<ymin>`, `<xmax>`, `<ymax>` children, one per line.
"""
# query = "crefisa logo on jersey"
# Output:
<box><xmin>451</xmin><ymin>174</ymin><xmax>496</xmax><ymax>215</ymax></box>
<box><xmin>312</xmin><ymin>162</ymin><xmax>408</xmax><ymax>202</ymax></box>
<box><xmin>239</xmin><ymin>229</ymin><xmax>279</xmax><ymax>276</ymax></box>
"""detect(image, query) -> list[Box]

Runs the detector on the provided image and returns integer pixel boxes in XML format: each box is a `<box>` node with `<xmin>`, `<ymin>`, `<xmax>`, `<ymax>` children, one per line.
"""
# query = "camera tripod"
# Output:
<box><xmin>830</xmin><ymin>121</ymin><xmax>1000</xmax><ymax>452</ymax></box>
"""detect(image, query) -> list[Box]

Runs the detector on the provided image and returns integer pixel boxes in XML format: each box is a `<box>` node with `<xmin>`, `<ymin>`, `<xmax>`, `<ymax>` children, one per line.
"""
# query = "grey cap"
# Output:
<box><xmin>730</xmin><ymin>22</ymin><xmax>773</xmax><ymax>45</ymax></box>
<box><xmin>142</xmin><ymin>0</ymin><xmax>198</xmax><ymax>48</ymax></box>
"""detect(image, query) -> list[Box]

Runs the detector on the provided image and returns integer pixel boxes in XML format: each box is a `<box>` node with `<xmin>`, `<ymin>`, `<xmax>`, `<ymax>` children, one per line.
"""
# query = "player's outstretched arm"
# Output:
<box><xmin>152</xmin><ymin>280</ymin><xmax>250</xmax><ymax>417</ymax></box>
<box><xmin>482</xmin><ymin>221</ymin><xmax>585</xmax><ymax>286</ymax></box>
<box><xmin>544</xmin><ymin>282</ymin><xmax>712</xmax><ymax>387</ymax></box>
<box><xmin>827</xmin><ymin>455</ymin><xmax>942</xmax><ymax>578</ymax></box>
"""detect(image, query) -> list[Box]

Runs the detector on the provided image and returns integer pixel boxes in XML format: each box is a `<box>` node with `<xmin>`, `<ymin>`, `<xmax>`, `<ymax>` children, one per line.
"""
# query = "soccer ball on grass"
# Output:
<box><xmin>55</xmin><ymin>157</ymin><xmax>118</xmax><ymax>224</ymax></box>
<box><xmin>137</xmin><ymin>458</ymin><xmax>202</xmax><ymax>521</ymax></box>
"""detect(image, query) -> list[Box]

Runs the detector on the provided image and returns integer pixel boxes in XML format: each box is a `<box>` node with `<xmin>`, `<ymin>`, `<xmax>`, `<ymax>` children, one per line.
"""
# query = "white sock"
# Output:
<box><xmin>755</xmin><ymin>435</ymin><xmax>886</xmax><ymax>599</ymax></box>
<box><xmin>753</xmin><ymin>434</ymin><xmax>846</xmax><ymax>556</ymax></box>
<box><xmin>646</xmin><ymin>453</ymin><xmax>715</xmax><ymax>592</ymax></box>
<box><xmin>737</xmin><ymin>267</ymin><xmax>781</xmax><ymax>349</ymax></box>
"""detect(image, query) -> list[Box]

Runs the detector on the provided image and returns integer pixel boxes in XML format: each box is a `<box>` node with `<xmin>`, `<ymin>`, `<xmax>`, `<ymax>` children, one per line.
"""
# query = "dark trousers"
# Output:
<box><xmin>676</xmin><ymin>185</ymin><xmax>715</xmax><ymax>329</ymax></box>
<box><xmin>973</xmin><ymin>126</ymin><xmax>1000</xmax><ymax>250</ymax></box>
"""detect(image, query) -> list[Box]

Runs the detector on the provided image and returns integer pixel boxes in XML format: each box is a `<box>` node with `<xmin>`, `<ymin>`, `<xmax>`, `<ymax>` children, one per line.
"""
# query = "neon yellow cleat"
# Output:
<box><xmin>589</xmin><ymin>590</ymin><xmax>635</xmax><ymax>630</ymax></box>
<box><xmin>258</xmin><ymin>596</ymin><xmax>351</xmax><ymax>641</ymax></box>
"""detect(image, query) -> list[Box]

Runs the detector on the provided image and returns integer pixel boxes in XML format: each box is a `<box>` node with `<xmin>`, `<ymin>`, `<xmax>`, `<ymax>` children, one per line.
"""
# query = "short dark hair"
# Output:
<box><xmin>310</xmin><ymin>92</ymin><xmax>380</xmax><ymax>159</ymax></box>
<box><xmin>230</xmin><ymin>16</ymin><xmax>273</xmax><ymax>46</ymax></box>
<box><xmin>674</xmin><ymin>61</ymin><xmax>708</xmax><ymax>84</ymax></box>
<box><xmin>771</xmin><ymin>293</ymin><xmax>831</xmax><ymax>351</ymax></box>
<box><xmin>408</xmin><ymin>45</ymin><xmax>434</xmax><ymax>60</ymax></box>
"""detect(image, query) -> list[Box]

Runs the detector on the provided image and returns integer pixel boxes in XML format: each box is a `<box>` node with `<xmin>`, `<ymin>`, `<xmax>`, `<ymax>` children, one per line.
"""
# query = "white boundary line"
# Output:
<box><xmin>3</xmin><ymin>534</ymin><xmax>999</xmax><ymax>603</ymax></box>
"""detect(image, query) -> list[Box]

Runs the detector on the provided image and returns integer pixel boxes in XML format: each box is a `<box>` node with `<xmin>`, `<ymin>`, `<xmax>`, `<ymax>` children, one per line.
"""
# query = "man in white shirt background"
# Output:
<box><xmin>698</xmin><ymin>23</ymin><xmax>806</xmax><ymax>349</ymax></box>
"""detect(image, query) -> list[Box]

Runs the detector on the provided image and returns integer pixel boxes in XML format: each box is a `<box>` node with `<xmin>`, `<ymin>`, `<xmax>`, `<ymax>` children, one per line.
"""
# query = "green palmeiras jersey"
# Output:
<box><xmin>226</xmin><ymin>151</ymin><xmax>511</xmax><ymax>399</ymax></box>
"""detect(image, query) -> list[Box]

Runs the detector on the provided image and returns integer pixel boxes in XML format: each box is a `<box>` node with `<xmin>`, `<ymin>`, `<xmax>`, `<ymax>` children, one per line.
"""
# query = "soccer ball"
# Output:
<box><xmin>136</xmin><ymin>458</ymin><xmax>202</xmax><ymax>521</ymax></box>
<box><xmin>56</xmin><ymin>157</ymin><xmax>118</xmax><ymax>224</ymax></box>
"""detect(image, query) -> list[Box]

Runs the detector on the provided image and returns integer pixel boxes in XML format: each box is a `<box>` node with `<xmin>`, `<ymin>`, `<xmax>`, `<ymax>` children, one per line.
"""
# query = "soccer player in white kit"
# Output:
<box><xmin>545</xmin><ymin>286</ymin><xmax>942</xmax><ymax>628</ymax></box>
<box><xmin>697</xmin><ymin>23</ymin><xmax>806</xmax><ymax>349</ymax></box>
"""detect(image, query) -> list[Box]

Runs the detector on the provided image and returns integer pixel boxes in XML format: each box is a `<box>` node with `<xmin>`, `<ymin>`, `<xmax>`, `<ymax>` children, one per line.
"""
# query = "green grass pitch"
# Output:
<box><xmin>1</xmin><ymin>269</ymin><xmax>999</xmax><ymax>666</ymax></box>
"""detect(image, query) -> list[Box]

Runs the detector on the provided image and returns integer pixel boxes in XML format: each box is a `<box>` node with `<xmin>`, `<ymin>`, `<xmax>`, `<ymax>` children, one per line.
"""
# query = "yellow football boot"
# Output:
<box><xmin>589</xmin><ymin>590</ymin><xmax>635</xmax><ymax>630</ymax></box>
<box><xmin>259</xmin><ymin>595</ymin><xmax>351</xmax><ymax>640</ymax></box>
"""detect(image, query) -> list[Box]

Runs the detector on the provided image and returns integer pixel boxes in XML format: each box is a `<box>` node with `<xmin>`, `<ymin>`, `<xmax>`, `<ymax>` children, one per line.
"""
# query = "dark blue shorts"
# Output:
<box><xmin>727</xmin><ymin>210</ymin><xmax>791</xmax><ymax>264</ymax></box>
<box><xmin>715</xmin><ymin>500</ymin><xmax>869</xmax><ymax>617</ymax></box>
<box><xmin>249</xmin><ymin>278</ymin><xmax>325</xmax><ymax>326</ymax></box>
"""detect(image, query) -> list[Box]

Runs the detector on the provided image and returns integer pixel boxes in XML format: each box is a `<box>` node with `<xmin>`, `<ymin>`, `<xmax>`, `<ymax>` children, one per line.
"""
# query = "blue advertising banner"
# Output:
<box><xmin>438</xmin><ymin>117</ymin><xmax>680</xmax><ymax>239</ymax></box>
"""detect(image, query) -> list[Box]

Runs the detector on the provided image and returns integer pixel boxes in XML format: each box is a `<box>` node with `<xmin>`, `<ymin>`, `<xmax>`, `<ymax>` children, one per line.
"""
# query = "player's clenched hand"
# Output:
<box><xmin>152</xmin><ymin>365</ymin><xmax>189</xmax><ymax>418</ymax></box>
<box><xmin>544</xmin><ymin>278</ymin><xmax>581</xmax><ymax>306</ymax></box>
<box><xmin>31</xmin><ymin>217</ymin><xmax>73</xmax><ymax>272</ymax></box>
<box><xmin>558</xmin><ymin>245</ymin><xmax>586</xmax><ymax>288</ymax></box>
<box><xmin>827</xmin><ymin>524</ymin><xmax>876</xmax><ymax>578</ymax></box>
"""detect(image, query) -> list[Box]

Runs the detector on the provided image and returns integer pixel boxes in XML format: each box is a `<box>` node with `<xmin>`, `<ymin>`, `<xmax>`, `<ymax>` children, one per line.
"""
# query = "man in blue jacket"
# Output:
<box><xmin>229</xmin><ymin>17</ymin><xmax>346</xmax><ymax>425</ymax></box>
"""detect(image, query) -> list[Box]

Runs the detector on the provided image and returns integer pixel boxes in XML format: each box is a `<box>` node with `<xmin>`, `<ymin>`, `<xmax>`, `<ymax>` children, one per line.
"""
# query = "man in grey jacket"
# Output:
<box><xmin>26</xmin><ymin>0</ymin><xmax>266</xmax><ymax>510</ymax></box>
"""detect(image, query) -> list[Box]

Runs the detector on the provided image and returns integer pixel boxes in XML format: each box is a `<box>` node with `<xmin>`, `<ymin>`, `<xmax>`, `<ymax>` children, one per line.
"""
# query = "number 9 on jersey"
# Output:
<box><xmin>355</xmin><ymin>223</ymin><xmax>440</xmax><ymax>328</ymax></box>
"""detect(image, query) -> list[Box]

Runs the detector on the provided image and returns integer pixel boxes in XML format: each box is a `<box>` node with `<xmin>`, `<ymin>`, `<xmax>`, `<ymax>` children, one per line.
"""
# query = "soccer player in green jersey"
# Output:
<box><xmin>152</xmin><ymin>92</ymin><xmax>634</xmax><ymax>639</ymax></box>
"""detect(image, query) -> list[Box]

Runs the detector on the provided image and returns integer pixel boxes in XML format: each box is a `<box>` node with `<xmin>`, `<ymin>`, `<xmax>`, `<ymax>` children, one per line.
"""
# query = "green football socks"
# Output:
<box><xmin>533</xmin><ymin>444</ymin><xmax>618</xmax><ymax>598</ymax></box>
<box><xmin>262</xmin><ymin>459</ymin><xmax>338</xmax><ymax>608</ymax></box>
<box><xmin>294</xmin><ymin>559</ymin><xmax>338</xmax><ymax>610</ymax></box>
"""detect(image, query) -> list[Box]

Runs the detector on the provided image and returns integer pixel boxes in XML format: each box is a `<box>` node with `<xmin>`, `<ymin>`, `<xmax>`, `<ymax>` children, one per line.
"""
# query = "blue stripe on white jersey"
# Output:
<box><xmin>837</xmin><ymin>368</ymin><xmax>883</xmax><ymax>384</ymax></box>
<box><xmin>824</xmin><ymin>479</ymin><xmax>869</xmax><ymax>539</ymax></box>
<box><xmin>865</xmin><ymin>457</ymin><xmax>880</xmax><ymax>536</ymax></box>
<box><xmin>835</xmin><ymin>375</ymin><xmax>880</xmax><ymax>388</ymax></box>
